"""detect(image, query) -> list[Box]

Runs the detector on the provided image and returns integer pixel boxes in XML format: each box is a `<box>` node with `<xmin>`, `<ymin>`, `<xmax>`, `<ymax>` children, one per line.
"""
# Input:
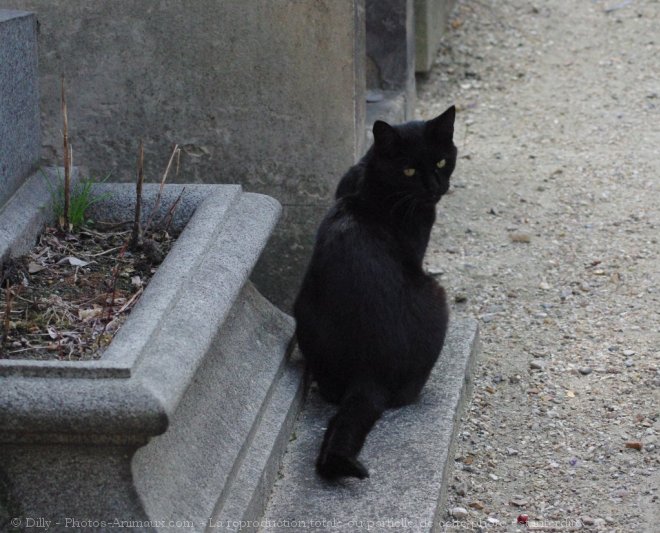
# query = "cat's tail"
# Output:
<box><xmin>316</xmin><ymin>382</ymin><xmax>387</xmax><ymax>480</ymax></box>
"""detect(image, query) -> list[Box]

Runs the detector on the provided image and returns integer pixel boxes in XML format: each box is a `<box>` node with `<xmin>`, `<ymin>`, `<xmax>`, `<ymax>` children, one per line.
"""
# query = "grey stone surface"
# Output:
<box><xmin>261</xmin><ymin>319</ymin><xmax>479</xmax><ymax>533</ymax></box>
<box><xmin>212</xmin><ymin>352</ymin><xmax>306</xmax><ymax>532</ymax></box>
<box><xmin>1</xmin><ymin>0</ymin><xmax>367</xmax><ymax>309</ymax></box>
<box><xmin>0</xmin><ymin>168</ymin><xmax>62</xmax><ymax>266</ymax></box>
<box><xmin>1</xmin><ymin>445</ymin><xmax>150</xmax><ymax>531</ymax></box>
<box><xmin>251</xmin><ymin>204</ymin><xmax>327</xmax><ymax>309</ymax></box>
<box><xmin>366</xmin><ymin>90</ymin><xmax>407</xmax><ymax>141</ymax></box>
<box><xmin>0</xmin><ymin>180</ymin><xmax>302</xmax><ymax>531</ymax></box>
<box><xmin>133</xmin><ymin>283</ymin><xmax>296</xmax><ymax>530</ymax></box>
<box><xmin>414</xmin><ymin>0</ymin><xmax>456</xmax><ymax>73</ymax></box>
<box><xmin>220</xmin><ymin>343</ymin><xmax>305</xmax><ymax>530</ymax></box>
<box><xmin>0</xmin><ymin>9</ymin><xmax>40</xmax><ymax>209</ymax></box>
<box><xmin>366</xmin><ymin>0</ymin><xmax>416</xmax><ymax>122</ymax></box>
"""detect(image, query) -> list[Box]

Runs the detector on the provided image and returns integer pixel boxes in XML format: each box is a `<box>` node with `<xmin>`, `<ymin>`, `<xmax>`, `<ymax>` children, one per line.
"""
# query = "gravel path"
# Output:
<box><xmin>416</xmin><ymin>1</ymin><xmax>659</xmax><ymax>531</ymax></box>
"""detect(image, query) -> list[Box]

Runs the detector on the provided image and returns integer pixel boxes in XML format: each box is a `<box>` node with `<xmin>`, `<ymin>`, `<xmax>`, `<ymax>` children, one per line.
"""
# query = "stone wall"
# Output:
<box><xmin>415</xmin><ymin>0</ymin><xmax>456</xmax><ymax>74</ymax></box>
<box><xmin>366</xmin><ymin>0</ymin><xmax>416</xmax><ymax>126</ymax></box>
<box><xmin>1</xmin><ymin>0</ymin><xmax>366</xmax><ymax>309</ymax></box>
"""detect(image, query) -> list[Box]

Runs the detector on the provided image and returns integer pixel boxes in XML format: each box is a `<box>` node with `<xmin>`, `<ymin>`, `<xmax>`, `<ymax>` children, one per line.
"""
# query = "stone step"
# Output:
<box><xmin>211</xmin><ymin>352</ymin><xmax>306</xmax><ymax>532</ymax></box>
<box><xmin>260</xmin><ymin>318</ymin><xmax>479</xmax><ymax>533</ymax></box>
<box><xmin>367</xmin><ymin>89</ymin><xmax>408</xmax><ymax>126</ymax></box>
<box><xmin>132</xmin><ymin>281</ymin><xmax>300</xmax><ymax>531</ymax></box>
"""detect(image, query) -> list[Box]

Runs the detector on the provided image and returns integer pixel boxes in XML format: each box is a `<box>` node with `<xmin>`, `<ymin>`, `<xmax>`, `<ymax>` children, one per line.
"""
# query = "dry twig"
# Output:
<box><xmin>61</xmin><ymin>76</ymin><xmax>71</xmax><ymax>230</ymax></box>
<box><xmin>160</xmin><ymin>186</ymin><xmax>186</xmax><ymax>232</ymax></box>
<box><xmin>97</xmin><ymin>241</ymin><xmax>129</xmax><ymax>349</ymax></box>
<box><xmin>144</xmin><ymin>144</ymin><xmax>180</xmax><ymax>234</ymax></box>
<box><xmin>2</xmin><ymin>287</ymin><xmax>14</xmax><ymax>346</ymax></box>
<box><xmin>131</xmin><ymin>140</ymin><xmax>145</xmax><ymax>249</ymax></box>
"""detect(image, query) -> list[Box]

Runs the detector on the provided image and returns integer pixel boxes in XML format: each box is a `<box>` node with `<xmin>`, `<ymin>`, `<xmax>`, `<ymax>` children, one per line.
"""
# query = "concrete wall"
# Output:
<box><xmin>415</xmin><ymin>0</ymin><xmax>455</xmax><ymax>73</ymax></box>
<box><xmin>2</xmin><ymin>0</ymin><xmax>366</xmax><ymax>309</ymax></box>
<box><xmin>366</xmin><ymin>0</ymin><xmax>415</xmax><ymax>122</ymax></box>
<box><xmin>0</xmin><ymin>10</ymin><xmax>39</xmax><ymax>208</ymax></box>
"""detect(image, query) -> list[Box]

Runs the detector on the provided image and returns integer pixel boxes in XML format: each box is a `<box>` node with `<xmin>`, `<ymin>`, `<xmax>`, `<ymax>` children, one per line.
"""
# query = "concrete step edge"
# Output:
<box><xmin>260</xmin><ymin>318</ymin><xmax>479</xmax><ymax>533</ymax></box>
<box><xmin>211</xmin><ymin>353</ymin><xmax>307</xmax><ymax>532</ymax></box>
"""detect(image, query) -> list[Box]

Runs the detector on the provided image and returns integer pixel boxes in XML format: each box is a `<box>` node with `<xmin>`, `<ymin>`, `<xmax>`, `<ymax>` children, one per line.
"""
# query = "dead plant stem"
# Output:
<box><xmin>131</xmin><ymin>140</ymin><xmax>145</xmax><ymax>249</ymax></box>
<box><xmin>97</xmin><ymin>242</ymin><xmax>129</xmax><ymax>348</ymax></box>
<box><xmin>144</xmin><ymin>144</ymin><xmax>180</xmax><ymax>234</ymax></box>
<box><xmin>61</xmin><ymin>76</ymin><xmax>71</xmax><ymax>230</ymax></box>
<box><xmin>161</xmin><ymin>186</ymin><xmax>186</xmax><ymax>232</ymax></box>
<box><xmin>2</xmin><ymin>287</ymin><xmax>14</xmax><ymax>346</ymax></box>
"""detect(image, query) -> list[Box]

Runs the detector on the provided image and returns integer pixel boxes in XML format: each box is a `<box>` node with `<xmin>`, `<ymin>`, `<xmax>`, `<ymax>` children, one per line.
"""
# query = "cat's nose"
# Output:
<box><xmin>435</xmin><ymin>176</ymin><xmax>449</xmax><ymax>194</ymax></box>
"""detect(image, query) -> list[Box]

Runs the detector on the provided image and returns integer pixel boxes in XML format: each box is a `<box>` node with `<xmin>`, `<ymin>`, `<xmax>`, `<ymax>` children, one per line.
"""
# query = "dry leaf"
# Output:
<box><xmin>28</xmin><ymin>262</ymin><xmax>46</xmax><ymax>274</ymax></box>
<box><xmin>47</xmin><ymin>326</ymin><xmax>59</xmax><ymax>340</ymax></box>
<box><xmin>78</xmin><ymin>307</ymin><xmax>102</xmax><ymax>321</ymax></box>
<box><xmin>58</xmin><ymin>256</ymin><xmax>90</xmax><ymax>267</ymax></box>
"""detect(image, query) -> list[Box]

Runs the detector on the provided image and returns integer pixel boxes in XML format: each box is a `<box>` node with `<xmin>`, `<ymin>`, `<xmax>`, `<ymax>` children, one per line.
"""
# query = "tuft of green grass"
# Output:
<box><xmin>42</xmin><ymin>169</ymin><xmax>112</xmax><ymax>230</ymax></box>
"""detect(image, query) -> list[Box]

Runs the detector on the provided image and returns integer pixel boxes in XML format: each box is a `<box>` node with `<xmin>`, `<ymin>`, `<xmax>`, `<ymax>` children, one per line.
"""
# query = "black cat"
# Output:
<box><xmin>294</xmin><ymin>105</ymin><xmax>457</xmax><ymax>479</ymax></box>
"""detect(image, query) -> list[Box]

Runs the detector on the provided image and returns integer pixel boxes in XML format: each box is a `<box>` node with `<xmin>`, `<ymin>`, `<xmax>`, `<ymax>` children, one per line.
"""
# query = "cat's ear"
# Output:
<box><xmin>373</xmin><ymin>120</ymin><xmax>400</xmax><ymax>153</ymax></box>
<box><xmin>426</xmin><ymin>105</ymin><xmax>455</xmax><ymax>142</ymax></box>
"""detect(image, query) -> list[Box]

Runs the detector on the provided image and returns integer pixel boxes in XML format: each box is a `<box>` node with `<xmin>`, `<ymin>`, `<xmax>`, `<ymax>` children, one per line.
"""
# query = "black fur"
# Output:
<box><xmin>294</xmin><ymin>106</ymin><xmax>457</xmax><ymax>479</ymax></box>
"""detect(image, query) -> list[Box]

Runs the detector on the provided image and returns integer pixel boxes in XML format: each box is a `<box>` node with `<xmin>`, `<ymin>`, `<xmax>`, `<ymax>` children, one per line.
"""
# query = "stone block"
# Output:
<box><xmin>0</xmin><ymin>0</ymin><xmax>367</xmax><ymax>309</ymax></box>
<box><xmin>0</xmin><ymin>167</ymin><xmax>67</xmax><ymax>266</ymax></box>
<box><xmin>366</xmin><ymin>0</ymin><xmax>416</xmax><ymax>127</ymax></box>
<box><xmin>0</xmin><ymin>10</ymin><xmax>40</xmax><ymax>208</ymax></box>
<box><xmin>415</xmin><ymin>0</ymin><xmax>456</xmax><ymax>74</ymax></box>
<box><xmin>210</xmin><ymin>352</ymin><xmax>307</xmax><ymax>532</ymax></box>
<box><xmin>0</xmin><ymin>173</ymin><xmax>302</xmax><ymax>531</ymax></box>
<box><xmin>252</xmin><ymin>204</ymin><xmax>327</xmax><ymax>311</ymax></box>
<box><xmin>262</xmin><ymin>319</ymin><xmax>479</xmax><ymax>532</ymax></box>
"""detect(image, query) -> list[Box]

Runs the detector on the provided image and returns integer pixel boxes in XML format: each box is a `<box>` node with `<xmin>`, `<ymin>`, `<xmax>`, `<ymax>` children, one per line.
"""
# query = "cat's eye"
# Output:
<box><xmin>437</xmin><ymin>159</ymin><xmax>447</xmax><ymax>169</ymax></box>
<box><xmin>403</xmin><ymin>168</ymin><xmax>416</xmax><ymax>177</ymax></box>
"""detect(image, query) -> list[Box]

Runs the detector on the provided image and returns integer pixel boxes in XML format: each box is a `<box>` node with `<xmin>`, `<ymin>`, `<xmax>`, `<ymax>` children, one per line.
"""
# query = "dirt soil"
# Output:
<box><xmin>0</xmin><ymin>225</ymin><xmax>174</xmax><ymax>361</ymax></box>
<box><xmin>416</xmin><ymin>0</ymin><xmax>659</xmax><ymax>531</ymax></box>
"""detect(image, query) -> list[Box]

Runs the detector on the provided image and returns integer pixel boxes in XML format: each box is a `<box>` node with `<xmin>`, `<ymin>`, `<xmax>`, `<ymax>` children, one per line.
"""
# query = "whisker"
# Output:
<box><xmin>390</xmin><ymin>193</ymin><xmax>416</xmax><ymax>217</ymax></box>
<box><xmin>404</xmin><ymin>198</ymin><xmax>418</xmax><ymax>228</ymax></box>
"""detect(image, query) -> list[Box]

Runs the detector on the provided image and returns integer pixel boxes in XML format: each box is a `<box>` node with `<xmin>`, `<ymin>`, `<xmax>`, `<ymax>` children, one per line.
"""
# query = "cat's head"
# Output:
<box><xmin>366</xmin><ymin>105</ymin><xmax>457</xmax><ymax>205</ymax></box>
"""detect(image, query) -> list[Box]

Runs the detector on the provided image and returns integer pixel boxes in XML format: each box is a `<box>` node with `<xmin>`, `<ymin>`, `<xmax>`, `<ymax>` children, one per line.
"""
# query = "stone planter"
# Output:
<box><xmin>0</xmin><ymin>171</ymin><xmax>304</xmax><ymax>532</ymax></box>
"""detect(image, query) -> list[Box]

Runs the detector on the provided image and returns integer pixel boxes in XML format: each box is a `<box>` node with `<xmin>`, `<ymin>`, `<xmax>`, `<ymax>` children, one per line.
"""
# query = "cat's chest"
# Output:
<box><xmin>391</xmin><ymin>208</ymin><xmax>435</xmax><ymax>257</ymax></box>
